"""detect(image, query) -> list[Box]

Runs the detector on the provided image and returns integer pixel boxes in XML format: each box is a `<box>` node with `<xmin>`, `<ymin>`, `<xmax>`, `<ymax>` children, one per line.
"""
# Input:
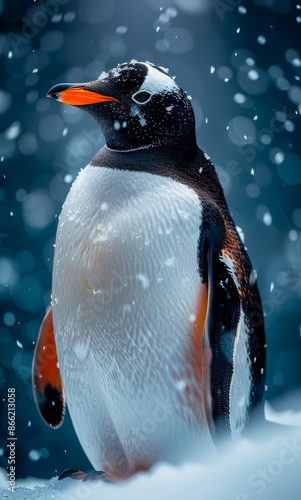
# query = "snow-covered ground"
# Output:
<box><xmin>1</xmin><ymin>394</ymin><xmax>301</xmax><ymax>500</ymax></box>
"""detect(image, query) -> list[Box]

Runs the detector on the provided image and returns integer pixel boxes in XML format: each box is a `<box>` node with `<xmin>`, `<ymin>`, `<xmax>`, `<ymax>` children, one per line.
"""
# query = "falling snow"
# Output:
<box><xmin>0</xmin><ymin>0</ymin><xmax>300</xmax><ymax>490</ymax></box>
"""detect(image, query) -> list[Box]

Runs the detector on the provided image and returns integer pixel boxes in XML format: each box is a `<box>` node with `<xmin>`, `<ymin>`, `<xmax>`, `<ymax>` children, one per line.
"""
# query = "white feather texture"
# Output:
<box><xmin>52</xmin><ymin>164</ymin><xmax>216</xmax><ymax>477</ymax></box>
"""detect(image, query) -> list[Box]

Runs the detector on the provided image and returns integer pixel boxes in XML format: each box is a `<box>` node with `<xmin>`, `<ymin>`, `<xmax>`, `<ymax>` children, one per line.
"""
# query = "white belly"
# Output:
<box><xmin>52</xmin><ymin>164</ymin><xmax>216</xmax><ymax>476</ymax></box>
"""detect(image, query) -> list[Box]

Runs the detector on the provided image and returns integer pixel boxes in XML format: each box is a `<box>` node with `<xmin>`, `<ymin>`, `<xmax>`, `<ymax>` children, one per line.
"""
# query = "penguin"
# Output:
<box><xmin>32</xmin><ymin>61</ymin><xmax>266</xmax><ymax>480</ymax></box>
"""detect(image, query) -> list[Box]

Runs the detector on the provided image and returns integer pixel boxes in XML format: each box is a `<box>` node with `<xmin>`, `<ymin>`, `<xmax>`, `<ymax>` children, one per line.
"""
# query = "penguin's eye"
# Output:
<box><xmin>132</xmin><ymin>91</ymin><xmax>152</xmax><ymax>104</ymax></box>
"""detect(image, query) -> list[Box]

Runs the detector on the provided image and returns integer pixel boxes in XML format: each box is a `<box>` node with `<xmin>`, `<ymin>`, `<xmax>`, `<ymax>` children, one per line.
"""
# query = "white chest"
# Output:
<box><xmin>52</xmin><ymin>165</ymin><xmax>215</xmax><ymax>474</ymax></box>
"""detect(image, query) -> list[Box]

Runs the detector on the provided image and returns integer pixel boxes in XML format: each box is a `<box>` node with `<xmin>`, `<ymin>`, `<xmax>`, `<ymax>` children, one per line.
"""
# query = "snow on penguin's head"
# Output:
<box><xmin>47</xmin><ymin>60</ymin><xmax>196</xmax><ymax>151</ymax></box>
<box><xmin>98</xmin><ymin>60</ymin><xmax>178</xmax><ymax>96</ymax></box>
<box><xmin>88</xmin><ymin>60</ymin><xmax>197</xmax><ymax>151</ymax></box>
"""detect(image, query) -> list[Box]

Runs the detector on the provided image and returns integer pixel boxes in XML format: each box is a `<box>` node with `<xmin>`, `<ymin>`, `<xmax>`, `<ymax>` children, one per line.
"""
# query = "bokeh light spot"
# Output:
<box><xmin>39</xmin><ymin>114</ymin><xmax>65</xmax><ymax>142</ymax></box>
<box><xmin>277</xmin><ymin>153</ymin><xmax>301</xmax><ymax>185</ymax></box>
<box><xmin>22</xmin><ymin>189</ymin><xmax>55</xmax><ymax>230</ymax></box>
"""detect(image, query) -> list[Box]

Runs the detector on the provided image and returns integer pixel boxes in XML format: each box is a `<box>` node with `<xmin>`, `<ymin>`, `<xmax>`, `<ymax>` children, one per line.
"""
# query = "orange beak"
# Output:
<box><xmin>46</xmin><ymin>83</ymin><xmax>119</xmax><ymax>106</ymax></box>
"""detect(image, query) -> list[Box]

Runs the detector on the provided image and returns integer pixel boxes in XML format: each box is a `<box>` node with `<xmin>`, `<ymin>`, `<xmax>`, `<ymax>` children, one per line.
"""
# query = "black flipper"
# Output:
<box><xmin>198</xmin><ymin>197</ymin><xmax>266</xmax><ymax>446</ymax></box>
<box><xmin>205</xmin><ymin>249</ymin><xmax>241</xmax><ymax>438</ymax></box>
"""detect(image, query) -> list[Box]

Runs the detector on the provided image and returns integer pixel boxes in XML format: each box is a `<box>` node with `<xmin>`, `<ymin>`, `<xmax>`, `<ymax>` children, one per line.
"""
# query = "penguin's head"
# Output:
<box><xmin>47</xmin><ymin>61</ymin><xmax>196</xmax><ymax>152</ymax></box>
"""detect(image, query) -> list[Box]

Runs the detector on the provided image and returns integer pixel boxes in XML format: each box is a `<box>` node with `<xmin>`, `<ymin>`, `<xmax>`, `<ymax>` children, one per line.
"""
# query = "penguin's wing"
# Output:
<box><xmin>32</xmin><ymin>307</ymin><xmax>65</xmax><ymax>428</ymax></box>
<box><xmin>199</xmin><ymin>206</ymin><xmax>266</xmax><ymax>445</ymax></box>
<box><xmin>202</xmin><ymin>246</ymin><xmax>240</xmax><ymax>443</ymax></box>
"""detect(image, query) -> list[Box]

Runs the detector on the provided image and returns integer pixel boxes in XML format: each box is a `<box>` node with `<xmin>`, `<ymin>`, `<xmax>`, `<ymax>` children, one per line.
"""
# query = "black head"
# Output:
<box><xmin>47</xmin><ymin>61</ymin><xmax>197</xmax><ymax>152</ymax></box>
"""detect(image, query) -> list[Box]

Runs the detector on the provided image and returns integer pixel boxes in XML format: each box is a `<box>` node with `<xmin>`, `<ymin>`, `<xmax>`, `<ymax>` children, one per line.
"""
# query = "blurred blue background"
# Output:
<box><xmin>0</xmin><ymin>0</ymin><xmax>300</xmax><ymax>479</ymax></box>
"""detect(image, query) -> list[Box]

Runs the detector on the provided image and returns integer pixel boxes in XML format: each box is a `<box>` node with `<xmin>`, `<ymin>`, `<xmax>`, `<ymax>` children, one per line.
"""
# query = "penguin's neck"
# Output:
<box><xmin>90</xmin><ymin>142</ymin><xmax>201</xmax><ymax>181</ymax></box>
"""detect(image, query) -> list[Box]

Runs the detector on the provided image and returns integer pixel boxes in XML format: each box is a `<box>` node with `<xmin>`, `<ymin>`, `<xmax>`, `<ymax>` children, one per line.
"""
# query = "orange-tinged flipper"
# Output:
<box><xmin>32</xmin><ymin>307</ymin><xmax>65</xmax><ymax>428</ymax></box>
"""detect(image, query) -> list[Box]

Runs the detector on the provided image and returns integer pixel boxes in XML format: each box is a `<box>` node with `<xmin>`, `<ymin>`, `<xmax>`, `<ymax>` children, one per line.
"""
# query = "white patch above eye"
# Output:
<box><xmin>139</xmin><ymin>63</ymin><xmax>178</xmax><ymax>96</ymax></box>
